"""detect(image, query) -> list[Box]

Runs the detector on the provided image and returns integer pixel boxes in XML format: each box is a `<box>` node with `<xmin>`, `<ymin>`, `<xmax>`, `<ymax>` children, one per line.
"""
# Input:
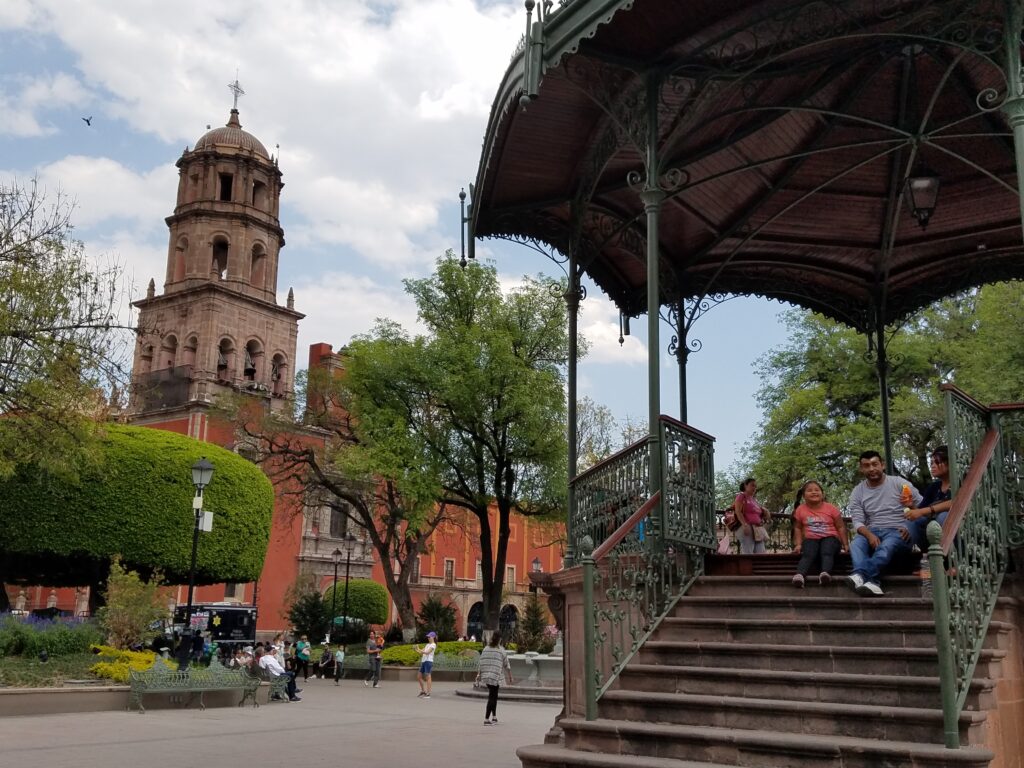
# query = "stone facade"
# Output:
<box><xmin>130</xmin><ymin>108</ymin><xmax>302</xmax><ymax>416</ymax></box>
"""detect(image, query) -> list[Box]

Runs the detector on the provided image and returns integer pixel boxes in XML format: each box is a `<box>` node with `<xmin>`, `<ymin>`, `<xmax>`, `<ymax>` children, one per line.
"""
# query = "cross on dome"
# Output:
<box><xmin>228</xmin><ymin>77</ymin><xmax>245</xmax><ymax>110</ymax></box>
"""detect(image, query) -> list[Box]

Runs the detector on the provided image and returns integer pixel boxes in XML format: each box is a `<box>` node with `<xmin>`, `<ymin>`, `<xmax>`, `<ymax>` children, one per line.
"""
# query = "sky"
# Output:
<box><xmin>0</xmin><ymin>0</ymin><xmax>792</xmax><ymax>472</ymax></box>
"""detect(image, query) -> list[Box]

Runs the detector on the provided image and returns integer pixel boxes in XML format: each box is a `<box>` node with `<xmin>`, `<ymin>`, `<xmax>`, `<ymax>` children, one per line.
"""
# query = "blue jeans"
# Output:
<box><xmin>850</xmin><ymin>526</ymin><xmax>913</xmax><ymax>583</ymax></box>
<box><xmin>908</xmin><ymin>511</ymin><xmax>949</xmax><ymax>551</ymax></box>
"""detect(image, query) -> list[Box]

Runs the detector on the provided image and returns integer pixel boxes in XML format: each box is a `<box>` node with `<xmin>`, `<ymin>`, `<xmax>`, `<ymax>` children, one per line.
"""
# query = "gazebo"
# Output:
<box><xmin>469</xmin><ymin>0</ymin><xmax>1024</xmax><ymax>756</ymax></box>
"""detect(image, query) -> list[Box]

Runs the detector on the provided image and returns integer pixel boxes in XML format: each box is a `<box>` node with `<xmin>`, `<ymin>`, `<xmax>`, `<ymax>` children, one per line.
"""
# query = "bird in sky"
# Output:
<box><xmin>81</xmin><ymin>116</ymin><xmax>93</xmax><ymax>126</ymax></box>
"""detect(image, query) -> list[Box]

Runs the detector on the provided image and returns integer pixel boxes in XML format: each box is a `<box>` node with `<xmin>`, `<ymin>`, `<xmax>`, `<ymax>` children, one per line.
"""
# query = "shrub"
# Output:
<box><xmin>95</xmin><ymin>558</ymin><xmax>170</xmax><ymax>649</ymax></box>
<box><xmin>415</xmin><ymin>594</ymin><xmax>456</xmax><ymax>641</ymax></box>
<box><xmin>0</xmin><ymin>614</ymin><xmax>104</xmax><ymax>657</ymax></box>
<box><xmin>379</xmin><ymin>640</ymin><xmax>482</xmax><ymax>666</ymax></box>
<box><xmin>515</xmin><ymin>592</ymin><xmax>552</xmax><ymax>653</ymax></box>
<box><xmin>323</xmin><ymin>578</ymin><xmax>388</xmax><ymax>625</ymax></box>
<box><xmin>287</xmin><ymin>592</ymin><xmax>331</xmax><ymax>642</ymax></box>
<box><xmin>88</xmin><ymin>644</ymin><xmax>174</xmax><ymax>683</ymax></box>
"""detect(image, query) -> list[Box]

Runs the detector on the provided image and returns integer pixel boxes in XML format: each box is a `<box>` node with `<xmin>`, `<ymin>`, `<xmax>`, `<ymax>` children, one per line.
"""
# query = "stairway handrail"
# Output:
<box><xmin>592</xmin><ymin>491</ymin><xmax>661</xmax><ymax>562</ymax></box>
<box><xmin>939</xmin><ymin>428</ymin><xmax>1000</xmax><ymax>555</ymax></box>
<box><xmin>571</xmin><ymin>436</ymin><xmax>647</xmax><ymax>485</ymax></box>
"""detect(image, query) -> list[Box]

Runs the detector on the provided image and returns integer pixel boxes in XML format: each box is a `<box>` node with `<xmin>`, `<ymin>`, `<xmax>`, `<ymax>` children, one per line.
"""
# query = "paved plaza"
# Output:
<box><xmin>0</xmin><ymin>680</ymin><xmax>560</xmax><ymax>768</ymax></box>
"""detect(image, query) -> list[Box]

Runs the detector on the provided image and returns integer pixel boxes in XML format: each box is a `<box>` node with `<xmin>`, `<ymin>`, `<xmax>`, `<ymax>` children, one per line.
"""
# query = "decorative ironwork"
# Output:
<box><xmin>929</xmin><ymin>386</ymin><xmax>1023</xmax><ymax>747</ymax></box>
<box><xmin>571</xmin><ymin>438</ymin><xmax>649</xmax><ymax>556</ymax></box>
<box><xmin>660</xmin><ymin>416</ymin><xmax>716</xmax><ymax>548</ymax></box>
<box><xmin>995</xmin><ymin>408</ymin><xmax>1024</xmax><ymax>546</ymax></box>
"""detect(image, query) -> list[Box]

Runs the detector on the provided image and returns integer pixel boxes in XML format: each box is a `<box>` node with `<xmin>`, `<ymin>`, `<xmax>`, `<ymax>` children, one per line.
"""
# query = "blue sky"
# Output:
<box><xmin>0</xmin><ymin>0</ymin><xmax>790</xmax><ymax>471</ymax></box>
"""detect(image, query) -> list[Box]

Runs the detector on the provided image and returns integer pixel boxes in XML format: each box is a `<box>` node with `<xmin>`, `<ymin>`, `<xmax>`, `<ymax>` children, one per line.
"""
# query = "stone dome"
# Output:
<box><xmin>193</xmin><ymin>109</ymin><xmax>269</xmax><ymax>159</ymax></box>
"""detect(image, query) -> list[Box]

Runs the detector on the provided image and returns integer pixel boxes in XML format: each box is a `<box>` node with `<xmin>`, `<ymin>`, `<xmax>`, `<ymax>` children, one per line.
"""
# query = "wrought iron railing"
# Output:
<box><xmin>994</xmin><ymin>405</ymin><xmax>1024</xmax><ymax>547</ymax></box>
<box><xmin>660</xmin><ymin>416</ymin><xmax>717</xmax><ymax>549</ymax></box>
<box><xmin>580</xmin><ymin>493</ymin><xmax>705</xmax><ymax>720</ymax></box>
<box><xmin>574</xmin><ymin>415</ymin><xmax>717</xmax><ymax>720</ymax></box>
<box><xmin>930</xmin><ymin>385</ymin><xmax>1022</xmax><ymax>748</ymax></box>
<box><xmin>571</xmin><ymin>437</ymin><xmax>649</xmax><ymax>556</ymax></box>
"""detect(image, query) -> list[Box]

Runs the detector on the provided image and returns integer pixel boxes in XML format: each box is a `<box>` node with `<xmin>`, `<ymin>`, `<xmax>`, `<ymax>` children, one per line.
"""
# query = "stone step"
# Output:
<box><xmin>672</xmin><ymin>595</ymin><xmax>936</xmax><ymax>621</ymax></box>
<box><xmin>655</xmin><ymin>617</ymin><xmax>939</xmax><ymax>648</ymax></box>
<box><xmin>636</xmin><ymin>641</ymin><xmax>1007</xmax><ymax>678</ymax></box>
<box><xmin>688</xmin><ymin>575</ymin><xmax>926</xmax><ymax>598</ymax></box>
<box><xmin>616</xmin><ymin>664</ymin><xmax>996</xmax><ymax>710</ymax></box>
<box><xmin>519</xmin><ymin>744</ymin><xmax>735</xmax><ymax>768</ymax></box>
<box><xmin>558</xmin><ymin>718</ymin><xmax>995</xmax><ymax>768</ymax></box>
<box><xmin>597</xmin><ymin>690</ymin><xmax>987</xmax><ymax>745</ymax></box>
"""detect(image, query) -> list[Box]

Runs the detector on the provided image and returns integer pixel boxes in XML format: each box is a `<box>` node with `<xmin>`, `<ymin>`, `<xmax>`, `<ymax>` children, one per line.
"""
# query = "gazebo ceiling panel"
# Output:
<box><xmin>472</xmin><ymin>0</ymin><xmax>1024</xmax><ymax>331</ymax></box>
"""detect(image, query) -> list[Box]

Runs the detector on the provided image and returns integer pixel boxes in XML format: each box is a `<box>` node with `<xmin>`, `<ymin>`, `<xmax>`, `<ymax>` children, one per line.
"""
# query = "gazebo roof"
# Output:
<box><xmin>471</xmin><ymin>0</ymin><xmax>1024</xmax><ymax>331</ymax></box>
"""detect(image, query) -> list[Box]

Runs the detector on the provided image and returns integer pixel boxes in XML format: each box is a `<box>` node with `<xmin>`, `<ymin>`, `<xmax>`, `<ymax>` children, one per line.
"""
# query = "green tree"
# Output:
<box><xmin>744</xmin><ymin>285</ymin><xmax>1022</xmax><ymax>511</ymax></box>
<box><xmin>515</xmin><ymin>591</ymin><xmax>551</xmax><ymax>653</ymax></box>
<box><xmin>226</xmin><ymin>364</ymin><xmax>452</xmax><ymax>633</ymax></box>
<box><xmin>95</xmin><ymin>558</ymin><xmax>170</xmax><ymax>650</ymax></box>
<box><xmin>415</xmin><ymin>593</ymin><xmax>457</xmax><ymax>642</ymax></box>
<box><xmin>0</xmin><ymin>179</ymin><xmax>130</xmax><ymax>479</ymax></box>
<box><xmin>323</xmin><ymin>578</ymin><xmax>388</xmax><ymax>625</ymax></box>
<box><xmin>350</xmin><ymin>256</ymin><xmax>568</xmax><ymax>630</ymax></box>
<box><xmin>287</xmin><ymin>592</ymin><xmax>331</xmax><ymax>643</ymax></box>
<box><xmin>0</xmin><ymin>423</ymin><xmax>274</xmax><ymax>612</ymax></box>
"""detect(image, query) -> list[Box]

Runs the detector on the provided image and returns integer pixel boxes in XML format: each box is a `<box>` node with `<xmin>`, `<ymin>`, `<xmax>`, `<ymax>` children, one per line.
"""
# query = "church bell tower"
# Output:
<box><xmin>130</xmin><ymin>84</ymin><xmax>303</xmax><ymax>426</ymax></box>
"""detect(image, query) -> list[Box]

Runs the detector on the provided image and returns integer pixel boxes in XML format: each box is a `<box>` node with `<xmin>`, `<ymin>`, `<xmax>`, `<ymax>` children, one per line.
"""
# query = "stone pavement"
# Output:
<box><xmin>0</xmin><ymin>679</ymin><xmax>561</xmax><ymax>768</ymax></box>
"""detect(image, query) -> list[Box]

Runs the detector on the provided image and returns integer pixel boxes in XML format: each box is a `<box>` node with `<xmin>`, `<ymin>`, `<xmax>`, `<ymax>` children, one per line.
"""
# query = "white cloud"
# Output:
<box><xmin>7</xmin><ymin>0</ymin><xmax>523</xmax><ymax>269</ymax></box>
<box><xmin>291</xmin><ymin>270</ymin><xmax>425</xmax><ymax>363</ymax></box>
<box><xmin>579</xmin><ymin>301</ymin><xmax>646</xmax><ymax>365</ymax></box>
<box><xmin>0</xmin><ymin>72</ymin><xmax>91</xmax><ymax>137</ymax></box>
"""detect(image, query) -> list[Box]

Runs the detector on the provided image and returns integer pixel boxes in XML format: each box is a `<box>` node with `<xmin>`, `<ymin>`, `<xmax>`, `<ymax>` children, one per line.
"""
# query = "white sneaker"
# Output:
<box><xmin>791</xmin><ymin>573</ymin><xmax>805</xmax><ymax>589</ymax></box>
<box><xmin>846</xmin><ymin>572</ymin><xmax>865</xmax><ymax>590</ymax></box>
<box><xmin>856</xmin><ymin>581</ymin><xmax>884</xmax><ymax>597</ymax></box>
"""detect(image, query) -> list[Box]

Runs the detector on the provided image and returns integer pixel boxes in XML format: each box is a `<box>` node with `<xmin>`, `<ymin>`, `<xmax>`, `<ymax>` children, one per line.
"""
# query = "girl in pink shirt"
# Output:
<box><xmin>792</xmin><ymin>481</ymin><xmax>849</xmax><ymax>587</ymax></box>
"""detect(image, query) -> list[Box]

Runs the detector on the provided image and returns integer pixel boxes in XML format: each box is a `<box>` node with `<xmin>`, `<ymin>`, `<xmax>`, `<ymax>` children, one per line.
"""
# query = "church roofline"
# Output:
<box><xmin>132</xmin><ymin>281</ymin><xmax>305</xmax><ymax>320</ymax></box>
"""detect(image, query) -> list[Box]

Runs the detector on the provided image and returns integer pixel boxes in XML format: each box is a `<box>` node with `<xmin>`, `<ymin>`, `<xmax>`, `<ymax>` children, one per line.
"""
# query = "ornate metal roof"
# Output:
<box><xmin>470</xmin><ymin>0</ymin><xmax>1024</xmax><ymax>333</ymax></box>
<box><xmin>194</xmin><ymin>109</ymin><xmax>269</xmax><ymax>159</ymax></box>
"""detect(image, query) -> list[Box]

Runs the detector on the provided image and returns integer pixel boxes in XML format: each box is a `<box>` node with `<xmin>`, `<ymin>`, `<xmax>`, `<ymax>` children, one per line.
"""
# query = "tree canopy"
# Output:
<box><xmin>347</xmin><ymin>256</ymin><xmax>569</xmax><ymax>629</ymax></box>
<box><xmin>742</xmin><ymin>283</ymin><xmax>1024</xmax><ymax>512</ymax></box>
<box><xmin>0</xmin><ymin>423</ymin><xmax>274</xmax><ymax>596</ymax></box>
<box><xmin>0</xmin><ymin>179</ymin><xmax>130</xmax><ymax>478</ymax></box>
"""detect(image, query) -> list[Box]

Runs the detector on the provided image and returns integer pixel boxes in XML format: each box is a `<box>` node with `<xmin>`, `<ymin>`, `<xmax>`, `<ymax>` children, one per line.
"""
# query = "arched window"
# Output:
<box><xmin>328</xmin><ymin>506</ymin><xmax>348</xmax><ymax>539</ymax></box>
<box><xmin>499</xmin><ymin>604</ymin><xmax>519</xmax><ymax>638</ymax></box>
<box><xmin>212</xmin><ymin>237</ymin><xmax>229</xmax><ymax>280</ymax></box>
<box><xmin>173</xmin><ymin>236</ymin><xmax>188</xmax><ymax>282</ymax></box>
<box><xmin>160</xmin><ymin>334</ymin><xmax>178</xmax><ymax>370</ymax></box>
<box><xmin>217</xmin><ymin>338</ymin><xmax>235</xmax><ymax>382</ymax></box>
<box><xmin>270</xmin><ymin>353</ymin><xmax>287</xmax><ymax>396</ymax></box>
<box><xmin>243</xmin><ymin>339</ymin><xmax>263</xmax><ymax>381</ymax></box>
<box><xmin>181</xmin><ymin>335</ymin><xmax>198</xmax><ymax>369</ymax></box>
<box><xmin>250</xmin><ymin>244</ymin><xmax>266</xmax><ymax>290</ymax></box>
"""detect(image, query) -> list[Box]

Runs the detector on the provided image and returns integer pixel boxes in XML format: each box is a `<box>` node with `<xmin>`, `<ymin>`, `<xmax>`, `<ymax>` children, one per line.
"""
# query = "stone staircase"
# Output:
<box><xmin>520</xmin><ymin>565</ymin><xmax>1009</xmax><ymax>768</ymax></box>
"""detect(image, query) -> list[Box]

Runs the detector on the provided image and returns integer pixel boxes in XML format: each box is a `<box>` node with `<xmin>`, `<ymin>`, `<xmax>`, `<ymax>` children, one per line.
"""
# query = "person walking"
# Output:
<box><xmin>476</xmin><ymin>632</ymin><xmax>512</xmax><ymax>725</ymax></box>
<box><xmin>415</xmin><ymin>631</ymin><xmax>438</xmax><ymax>698</ymax></box>
<box><xmin>295</xmin><ymin>634</ymin><xmax>312</xmax><ymax>681</ymax></box>
<box><xmin>334</xmin><ymin>644</ymin><xmax>346</xmax><ymax>686</ymax></box>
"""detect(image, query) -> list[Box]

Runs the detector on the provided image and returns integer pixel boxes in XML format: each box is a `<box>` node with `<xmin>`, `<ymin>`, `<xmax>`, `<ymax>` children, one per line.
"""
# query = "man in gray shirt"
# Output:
<box><xmin>846</xmin><ymin>450</ymin><xmax>922</xmax><ymax>596</ymax></box>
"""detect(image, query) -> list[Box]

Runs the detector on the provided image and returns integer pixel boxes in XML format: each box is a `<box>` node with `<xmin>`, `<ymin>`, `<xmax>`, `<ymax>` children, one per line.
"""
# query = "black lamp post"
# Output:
<box><xmin>341</xmin><ymin>532</ymin><xmax>356</xmax><ymax>642</ymax></box>
<box><xmin>903</xmin><ymin>167</ymin><xmax>940</xmax><ymax>230</ymax></box>
<box><xmin>329</xmin><ymin>548</ymin><xmax>342</xmax><ymax>643</ymax></box>
<box><xmin>185</xmin><ymin>457</ymin><xmax>214</xmax><ymax>633</ymax></box>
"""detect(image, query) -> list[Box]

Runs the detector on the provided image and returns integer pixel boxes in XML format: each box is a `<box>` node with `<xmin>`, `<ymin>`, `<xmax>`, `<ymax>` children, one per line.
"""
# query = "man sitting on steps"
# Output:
<box><xmin>846</xmin><ymin>450</ymin><xmax>922</xmax><ymax>597</ymax></box>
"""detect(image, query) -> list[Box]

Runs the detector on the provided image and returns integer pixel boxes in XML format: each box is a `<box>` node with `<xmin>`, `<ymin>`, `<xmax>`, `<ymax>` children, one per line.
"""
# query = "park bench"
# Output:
<box><xmin>128</xmin><ymin>657</ymin><xmax>258</xmax><ymax>713</ymax></box>
<box><xmin>242</xmin><ymin>665</ymin><xmax>291</xmax><ymax>702</ymax></box>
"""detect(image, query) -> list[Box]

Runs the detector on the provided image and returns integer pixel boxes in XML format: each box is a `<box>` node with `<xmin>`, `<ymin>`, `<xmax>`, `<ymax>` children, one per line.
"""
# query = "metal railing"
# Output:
<box><xmin>930</xmin><ymin>385</ymin><xmax>1022</xmax><ymax>748</ymax></box>
<box><xmin>575</xmin><ymin>416</ymin><xmax>716</xmax><ymax>720</ymax></box>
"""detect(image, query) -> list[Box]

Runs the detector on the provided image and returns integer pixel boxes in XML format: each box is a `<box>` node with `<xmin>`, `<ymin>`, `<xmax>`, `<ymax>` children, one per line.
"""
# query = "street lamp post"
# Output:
<box><xmin>329</xmin><ymin>548</ymin><xmax>342</xmax><ymax>643</ymax></box>
<box><xmin>185</xmin><ymin>457</ymin><xmax>214</xmax><ymax>633</ymax></box>
<box><xmin>341</xmin><ymin>532</ymin><xmax>356</xmax><ymax>642</ymax></box>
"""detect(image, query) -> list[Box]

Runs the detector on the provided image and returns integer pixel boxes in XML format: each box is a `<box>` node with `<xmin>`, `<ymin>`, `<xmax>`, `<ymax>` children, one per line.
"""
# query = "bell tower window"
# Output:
<box><xmin>173</xmin><ymin>237</ymin><xmax>188</xmax><ymax>282</ymax></box>
<box><xmin>219</xmin><ymin>173</ymin><xmax>233</xmax><ymax>201</ymax></box>
<box><xmin>251</xmin><ymin>244</ymin><xmax>266</xmax><ymax>290</ymax></box>
<box><xmin>252</xmin><ymin>180</ymin><xmax>267</xmax><ymax>210</ymax></box>
<box><xmin>271</xmin><ymin>353</ymin><xmax>287</xmax><ymax>396</ymax></box>
<box><xmin>212</xmin><ymin>238</ymin><xmax>229</xmax><ymax>280</ymax></box>
<box><xmin>217</xmin><ymin>338</ymin><xmax>235</xmax><ymax>382</ymax></box>
<box><xmin>161</xmin><ymin>334</ymin><xmax>178</xmax><ymax>370</ymax></box>
<box><xmin>244</xmin><ymin>340</ymin><xmax>263</xmax><ymax>382</ymax></box>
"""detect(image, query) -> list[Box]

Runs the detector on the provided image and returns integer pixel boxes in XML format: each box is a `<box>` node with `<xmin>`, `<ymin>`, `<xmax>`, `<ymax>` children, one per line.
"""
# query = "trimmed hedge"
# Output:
<box><xmin>0</xmin><ymin>615</ymin><xmax>104</xmax><ymax>657</ymax></box>
<box><xmin>323</xmin><ymin>578</ymin><xmax>389</xmax><ymax>625</ymax></box>
<box><xmin>0</xmin><ymin>423</ymin><xmax>274</xmax><ymax>584</ymax></box>
<box><xmin>380</xmin><ymin>641</ymin><xmax>483</xmax><ymax>666</ymax></box>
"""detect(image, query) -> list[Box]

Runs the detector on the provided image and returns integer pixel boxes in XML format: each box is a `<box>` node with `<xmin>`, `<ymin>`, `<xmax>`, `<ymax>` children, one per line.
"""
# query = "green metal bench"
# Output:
<box><xmin>243</xmin><ymin>665</ymin><xmax>291</xmax><ymax>702</ymax></box>
<box><xmin>128</xmin><ymin>658</ymin><xmax>258</xmax><ymax>712</ymax></box>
